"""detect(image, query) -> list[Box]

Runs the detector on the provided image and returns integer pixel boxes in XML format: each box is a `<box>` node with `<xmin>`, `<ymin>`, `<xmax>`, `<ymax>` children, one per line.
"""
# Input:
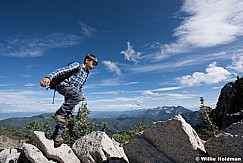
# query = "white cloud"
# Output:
<box><xmin>162</xmin><ymin>93</ymin><xmax>196</xmax><ymax>100</ymax></box>
<box><xmin>89</xmin><ymin>97</ymin><xmax>135</xmax><ymax>103</ymax></box>
<box><xmin>151</xmin><ymin>0</ymin><xmax>243</xmax><ymax>58</ymax></box>
<box><xmin>97</xmin><ymin>78</ymin><xmax>138</xmax><ymax>87</ymax></box>
<box><xmin>20</xmin><ymin>74</ymin><xmax>32</xmax><ymax>78</ymax></box>
<box><xmin>142</xmin><ymin>90</ymin><xmax>160</xmax><ymax>96</ymax></box>
<box><xmin>175</xmin><ymin>0</ymin><xmax>243</xmax><ymax>48</ymax></box>
<box><xmin>127</xmin><ymin>49</ymin><xmax>233</xmax><ymax>73</ymax></box>
<box><xmin>228</xmin><ymin>53</ymin><xmax>243</xmax><ymax>72</ymax></box>
<box><xmin>104</xmin><ymin>104</ymin><xmax>141</xmax><ymax>110</ymax></box>
<box><xmin>152</xmin><ymin>86</ymin><xmax>181</xmax><ymax>92</ymax></box>
<box><xmin>24</xmin><ymin>65</ymin><xmax>36</xmax><ymax>71</ymax></box>
<box><xmin>25</xmin><ymin>83</ymin><xmax>36</xmax><ymax>87</ymax></box>
<box><xmin>0</xmin><ymin>90</ymin><xmax>60</xmax><ymax>112</ymax></box>
<box><xmin>178</xmin><ymin>62</ymin><xmax>231</xmax><ymax>87</ymax></box>
<box><xmin>102</xmin><ymin>60</ymin><xmax>122</xmax><ymax>75</ymax></box>
<box><xmin>121</xmin><ymin>42</ymin><xmax>141</xmax><ymax>64</ymax></box>
<box><xmin>79</xmin><ymin>22</ymin><xmax>97</xmax><ymax>37</ymax></box>
<box><xmin>99</xmin><ymin>78</ymin><xmax>121</xmax><ymax>86</ymax></box>
<box><xmin>87</xmin><ymin>95</ymin><xmax>146</xmax><ymax>110</ymax></box>
<box><xmin>0</xmin><ymin>33</ymin><xmax>82</xmax><ymax>57</ymax></box>
<box><xmin>0</xmin><ymin>84</ymin><xmax>10</xmax><ymax>87</ymax></box>
<box><xmin>0</xmin><ymin>83</ymin><xmax>15</xmax><ymax>87</ymax></box>
<box><xmin>89</xmin><ymin>91</ymin><xmax>119</xmax><ymax>95</ymax></box>
<box><xmin>124</xmin><ymin>82</ymin><xmax>139</xmax><ymax>85</ymax></box>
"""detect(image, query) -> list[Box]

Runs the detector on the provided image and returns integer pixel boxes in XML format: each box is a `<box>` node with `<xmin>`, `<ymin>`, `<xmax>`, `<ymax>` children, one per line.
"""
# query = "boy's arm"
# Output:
<box><xmin>39</xmin><ymin>62</ymin><xmax>80</xmax><ymax>87</ymax></box>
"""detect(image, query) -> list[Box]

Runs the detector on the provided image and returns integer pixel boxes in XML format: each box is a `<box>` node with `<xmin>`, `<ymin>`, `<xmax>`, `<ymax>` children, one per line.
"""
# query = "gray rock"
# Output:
<box><xmin>22</xmin><ymin>143</ymin><xmax>56</xmax><ymax>163</ymax></box>
<box><xmin>223</xmin><ymin>120</ymin><xmax>243</xmax><ymax>136</ymax></box>
<box><xmin>205</xmin><ymin>121</ymin><xmax>243</xmax><ymax>158</ymax></box>
<box><xmin>32</xmin><ymin>131</ymin><xmax>80</xmax><ymax>163</ymax></box>
<box><xmin>0</xmin><ymin>148</ymin><xmax>21</xmax><ymax>163</ymax></box>
<box><xmin>143</xmin><ymin>115</ymin><xmax>206</xmax><ymax>163</ymax></box>
<box><xmin>124</xmin><ymin>133</ymin><xmax>174</xmax><ymax>163</ymax></box>
<box><xmin>73</xmin><ymin>131</ymin><xmax>129</xmax><ymax>163</ymax></box>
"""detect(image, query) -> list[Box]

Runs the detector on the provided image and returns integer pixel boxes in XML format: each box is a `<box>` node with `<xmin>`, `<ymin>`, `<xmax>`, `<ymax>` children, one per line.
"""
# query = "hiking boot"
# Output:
<box><xmin>52</xmin><ymin>113</ymin><xmax>67</xmax><ymax>123</ymax></box>
<box><xmin>52</xmin><ymin>134</ymin><xmax>63</xmax><ymax>148</ymax></box>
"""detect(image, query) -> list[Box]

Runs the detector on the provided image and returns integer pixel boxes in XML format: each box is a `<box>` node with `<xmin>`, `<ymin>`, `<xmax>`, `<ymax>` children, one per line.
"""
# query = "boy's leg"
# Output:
<box><xmin>52</xmin><ymin>86</ymin><xmax>82</xmax><ymax>147</ymax></box>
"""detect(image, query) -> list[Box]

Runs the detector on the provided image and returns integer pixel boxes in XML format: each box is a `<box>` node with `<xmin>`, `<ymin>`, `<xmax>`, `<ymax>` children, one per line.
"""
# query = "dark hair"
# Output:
<box><xmin>84</xmin><ymin>54</ymin><xmax>98</xmax><ymax>66</ymax></box>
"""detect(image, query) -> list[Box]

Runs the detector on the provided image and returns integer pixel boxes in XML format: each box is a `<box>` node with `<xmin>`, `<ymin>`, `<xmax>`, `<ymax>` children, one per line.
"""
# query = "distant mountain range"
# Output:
<box><xmin>0</xmin><ymin>106</ymin><xmax>203</xmax><ymax>135</ymax></box>
<box><xmin>0</xmin><ymin>112</ymin><xmax>46</xmax><ymax>120</ymax></box>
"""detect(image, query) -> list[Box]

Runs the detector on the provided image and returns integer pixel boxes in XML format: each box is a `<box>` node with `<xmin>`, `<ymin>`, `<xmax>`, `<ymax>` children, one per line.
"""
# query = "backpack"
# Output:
<box><xmin>49</xmin><ymin>62</ymin><xmax>82</xmax><ymax>90</ymax></box>
<box><xmin>47</xmin><ymin>62</ymin><xmax>82</xmax><ymax>104</ymax></box>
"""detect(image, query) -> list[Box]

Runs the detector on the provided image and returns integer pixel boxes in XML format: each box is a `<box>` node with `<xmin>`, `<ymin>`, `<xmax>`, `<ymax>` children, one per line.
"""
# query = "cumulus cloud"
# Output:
<box><xmin>178</xmin><ymin>62</ymin><xmax>231</xmax><ymax>87</ymax></box>
<box><xmin>102</xmin><ymin>60</ymin><xmax>122</xmax><ymax>75</ymax></box>
<box><xmin>228</xmin><ymin>53</ymin><xmax>243</xmax><ymax>72</ymax></box>
<box><xmin>121</xmin><ymin>42</ymin><xmax>141</xmax><ymax>64</ymax></box>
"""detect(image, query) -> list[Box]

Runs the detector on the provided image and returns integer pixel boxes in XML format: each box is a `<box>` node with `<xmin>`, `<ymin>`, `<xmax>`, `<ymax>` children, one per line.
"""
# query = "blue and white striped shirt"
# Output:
<box><xmin>47</xmin><ymin>62</ymin><xmax>89</xmax><ymax>97</ymax></box>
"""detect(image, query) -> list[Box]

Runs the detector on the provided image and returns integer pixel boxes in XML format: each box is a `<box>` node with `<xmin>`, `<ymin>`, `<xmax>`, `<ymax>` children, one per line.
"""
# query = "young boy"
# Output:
<box><xmin>40</xmin><ymin>54</ymin><xmax>98</xmax><ymax>147</ymax></box>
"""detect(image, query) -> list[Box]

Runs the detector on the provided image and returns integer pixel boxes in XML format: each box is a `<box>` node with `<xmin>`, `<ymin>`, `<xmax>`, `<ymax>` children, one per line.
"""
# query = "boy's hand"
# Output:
<box><xmin>40</xmin><ymin>78</ymin><xmax>51</xmax><ymax>87</ymax></box>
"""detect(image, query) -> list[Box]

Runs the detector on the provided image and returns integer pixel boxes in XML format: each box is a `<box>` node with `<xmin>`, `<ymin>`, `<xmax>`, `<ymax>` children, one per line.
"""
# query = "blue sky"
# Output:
<box><xmin>1</xmin><ymin>0</ymin><xmax>243</xmax><ymax>113</ymax></box>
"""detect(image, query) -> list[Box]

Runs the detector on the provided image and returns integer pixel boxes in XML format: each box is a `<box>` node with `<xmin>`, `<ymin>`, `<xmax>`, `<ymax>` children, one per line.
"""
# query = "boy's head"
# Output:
<box><xmin>84</xmin><ymin>54</ymin><xmax>98</xmax><ymax>70</ymax></box>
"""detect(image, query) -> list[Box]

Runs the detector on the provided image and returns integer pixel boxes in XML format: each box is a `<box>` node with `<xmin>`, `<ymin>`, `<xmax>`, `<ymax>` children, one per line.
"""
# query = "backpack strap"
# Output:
<box><xmin>77</xmin><ymin>63</ymin><xmax>82</xmax><ymax>71</ymax></box>
<box><xmin>70</xmin><ymin>63</ymin><xmax>82</xmax><ymax>76</ymax></box>
<box><xmin>50</xmin><ymin>62</ymin><xmax>82</xmax><ymax>104</ymax></box>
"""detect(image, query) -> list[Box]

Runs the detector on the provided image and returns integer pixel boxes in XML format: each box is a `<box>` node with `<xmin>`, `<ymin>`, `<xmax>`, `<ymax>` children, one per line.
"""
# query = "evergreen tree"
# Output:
<box><xmin>101</xmin><ymin>122</ymin><xmax>108</xmax><ymax>132</ymax></box>
<box><xmin>199</xmin><ymin>97</ymin><xmax>219</xmax><ymax>140</ymax></box>
<box><xmin>25</xmin><ymin>121</ymin><xmax>42</xmax><ymax>144</ymax></box>
<box><xmin>63</xmin><ymin>102</ymin><xmax>95</xmax><ymax>146</ymax></box>
<box><xmin>42</xmin><ymin>120</ymin><xmax>52</xmax><ymax>138</ymax></box>
<box><xmin>23</xmin><ymin>102</ymin><xmax>96</xmax><ymax>147</ymax></box>
<box><xmin>24</xmin><ymin>120</ymin><xmax>53</xmax><ymax>144</ymax></box>
<box><xmin>113</xmin><ymin>122</ymin><xmax>145</xmax><ymax>143</ymax></box>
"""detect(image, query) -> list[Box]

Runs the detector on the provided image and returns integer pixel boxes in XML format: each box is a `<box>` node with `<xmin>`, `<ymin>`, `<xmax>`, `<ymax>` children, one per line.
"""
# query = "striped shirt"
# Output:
<box><xmin>47</xmin><ymin>62</ymin><xmax>89</xmax><ymax>97</ymax></box>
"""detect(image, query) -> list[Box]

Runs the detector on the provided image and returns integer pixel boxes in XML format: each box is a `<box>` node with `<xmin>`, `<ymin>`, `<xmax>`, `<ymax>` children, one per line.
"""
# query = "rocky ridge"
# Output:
<box><xmin>0</xmin><ymin>115</ymin><xmax>242</xmax><ymax>163</ymax></box>
<box><xmin>212</xmin><ymin>76</ymin><xmax>243</xmax><ymax>129</ymax></box>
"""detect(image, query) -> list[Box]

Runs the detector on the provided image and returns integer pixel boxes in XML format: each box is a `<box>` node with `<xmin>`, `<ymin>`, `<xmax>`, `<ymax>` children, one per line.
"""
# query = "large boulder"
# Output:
<box><xmin>32</xmin><ymin>131</ymin><xmax>80</xmax><ymax>163</ymax></box>
<box><xmin>125</xmin><ymin>115</ymin><xmax>206</xmax><ymax>163</ymax></box>
<box><xmin>124</xmin><ymin>132</ymin><xmax>174</xmax><ymax>163</ymax></box>
<box><xmin>205</xmin><ymin>121</ymin><xmax>243</xmax><ymax>159</ymax></box>
<box><xmin>22</xmin><ymin>143</ymin><xmax>56</xmax><ymax>163</ymax></box>
<box><xmin>73</xmin><ymin>131</ymin><xmax>129</xmax><ymax>163</ymax></box>
<box><xmin>143</xmin><ymin>115</ymin><xmax>206</xmax><ymax>163</ymax></box>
